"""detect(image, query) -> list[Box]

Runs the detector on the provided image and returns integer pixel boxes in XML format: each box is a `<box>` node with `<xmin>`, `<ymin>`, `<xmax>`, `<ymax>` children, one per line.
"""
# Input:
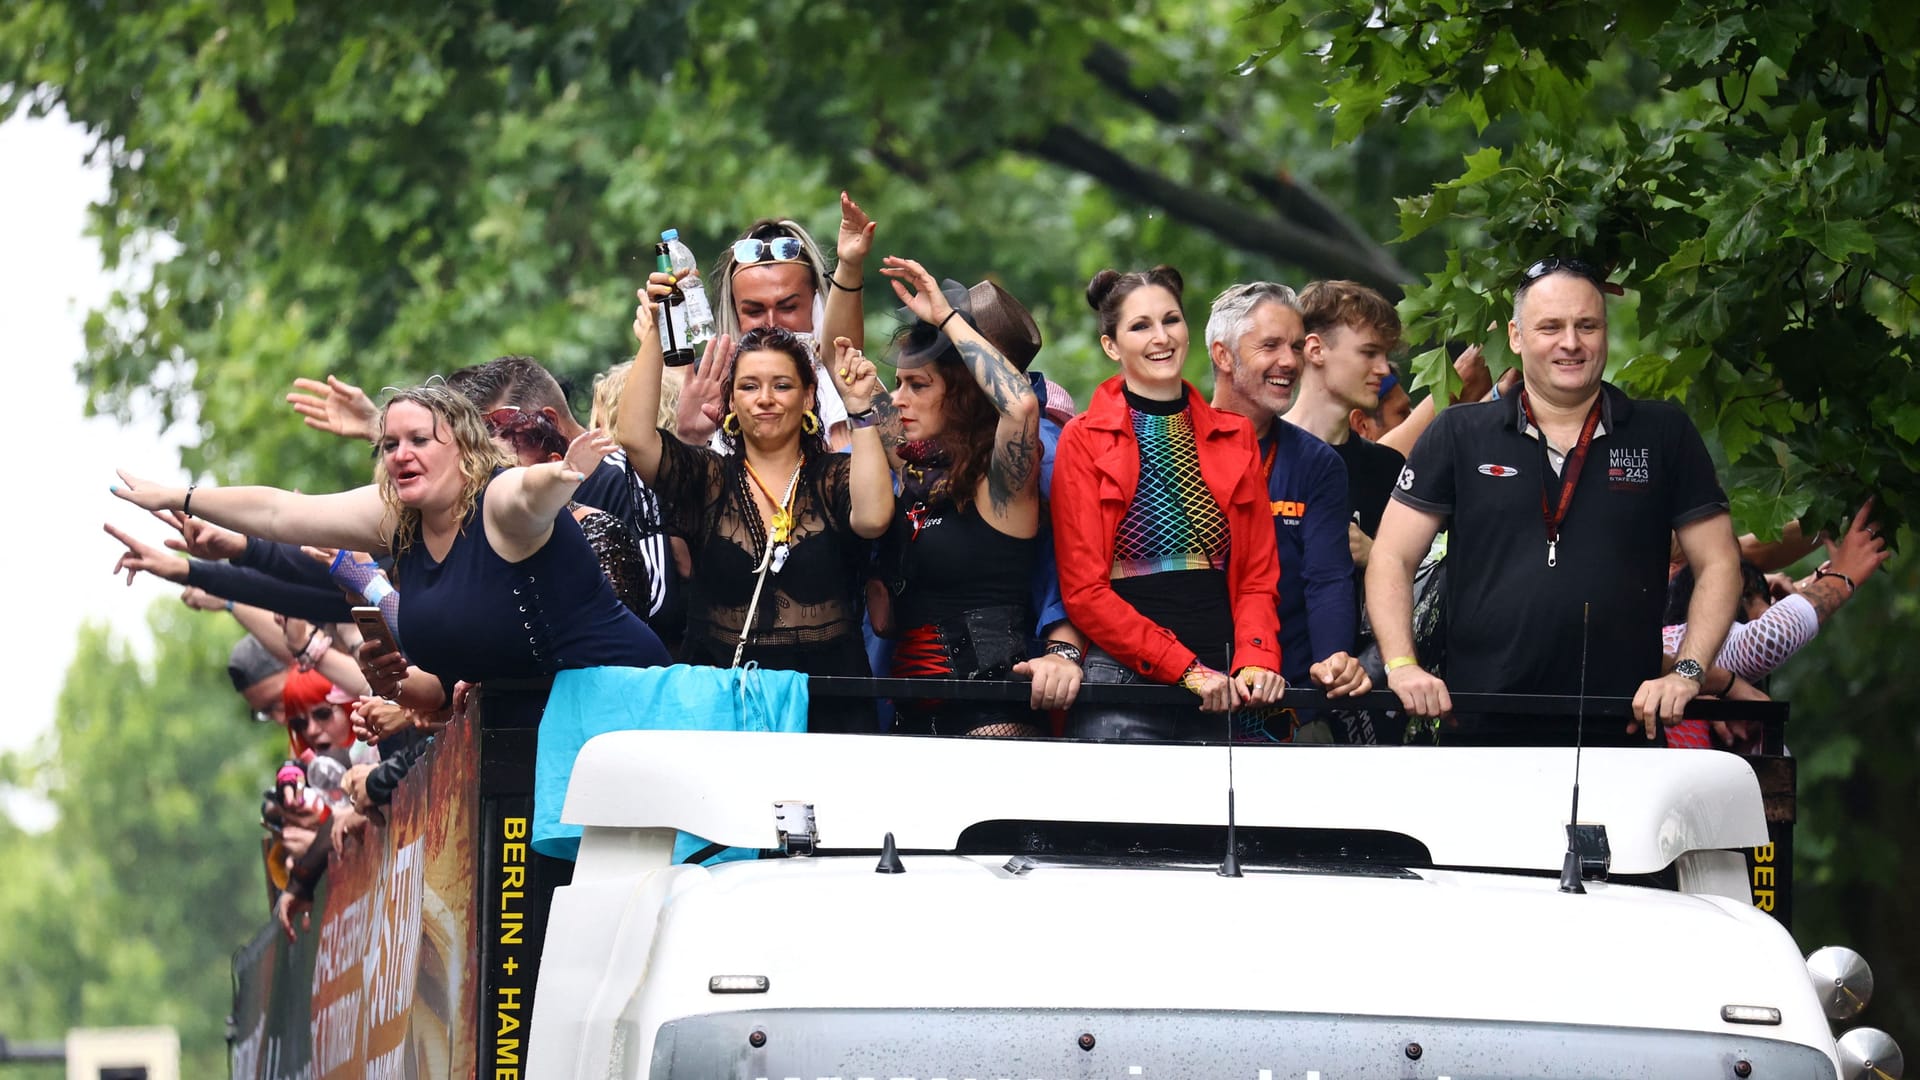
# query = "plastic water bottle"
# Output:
<box><xmin>661</xmin><ymin>229</ymin><xmax>715</xmax><ymax>343</ymax></box>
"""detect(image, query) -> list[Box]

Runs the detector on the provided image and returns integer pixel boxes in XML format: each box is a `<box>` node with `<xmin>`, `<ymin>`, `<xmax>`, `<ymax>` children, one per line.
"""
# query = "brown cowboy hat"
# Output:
<box><xmin>893</xmin><ymin>279</ymin><xmax>1043</xmax><ymax>372</ymax></box>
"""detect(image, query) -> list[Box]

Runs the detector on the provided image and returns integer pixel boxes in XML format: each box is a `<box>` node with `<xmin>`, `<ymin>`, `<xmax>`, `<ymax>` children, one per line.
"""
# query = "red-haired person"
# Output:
<box><xmin>1052</xmin><ymin>266</ymin><xmax>1285</xmax><ymax>739</ymax></box>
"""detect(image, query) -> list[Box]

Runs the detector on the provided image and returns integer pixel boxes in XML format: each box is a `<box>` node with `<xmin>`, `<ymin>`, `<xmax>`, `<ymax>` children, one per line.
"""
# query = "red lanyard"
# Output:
<box><xmin>1519</xmin><ymin>390</ymin><xmax>1604</xmax><ymax>567</ymax></box>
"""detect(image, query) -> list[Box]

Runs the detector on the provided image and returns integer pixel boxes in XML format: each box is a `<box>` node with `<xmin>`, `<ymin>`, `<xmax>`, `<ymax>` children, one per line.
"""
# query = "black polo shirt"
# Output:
<box><xmin>1391</xmin><ymin>382</ymin><xmax>1727</xmax><ymax>701</ymax></box>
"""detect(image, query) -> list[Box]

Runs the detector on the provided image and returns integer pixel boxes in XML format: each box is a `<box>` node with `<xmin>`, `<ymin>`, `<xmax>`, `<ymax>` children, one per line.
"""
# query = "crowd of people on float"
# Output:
<box><xmin>100</xmin><ymin>193</ymin><xmax>1892</xmax><ymax>933</ymax></box>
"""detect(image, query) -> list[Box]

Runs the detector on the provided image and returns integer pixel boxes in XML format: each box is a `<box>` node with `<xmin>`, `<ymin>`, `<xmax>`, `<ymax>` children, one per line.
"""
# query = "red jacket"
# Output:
<box><xmin>1052</xmin><ymin>376</ymin><xmax>1281</xmax><ymax>682</ymax></box>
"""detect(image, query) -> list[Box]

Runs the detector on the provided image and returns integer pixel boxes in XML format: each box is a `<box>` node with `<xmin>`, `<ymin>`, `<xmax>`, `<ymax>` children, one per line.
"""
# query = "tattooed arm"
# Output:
<box><xmin>879</xmin><ymin>255</ymin><xmax>1041</xmax><ymax>536</ymax></box>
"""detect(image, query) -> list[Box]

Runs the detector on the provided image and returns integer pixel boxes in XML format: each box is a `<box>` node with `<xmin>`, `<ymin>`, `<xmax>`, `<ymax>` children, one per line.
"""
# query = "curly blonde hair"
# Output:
<box><xmin>375</xmin><ymin>384</ymin><xmax>510</xmax><ymax>565</ymax></box>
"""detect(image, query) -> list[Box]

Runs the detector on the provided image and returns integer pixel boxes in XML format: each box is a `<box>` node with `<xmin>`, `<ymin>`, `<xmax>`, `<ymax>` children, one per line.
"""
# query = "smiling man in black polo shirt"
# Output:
<box><xmin>1365</xmin><ymin>258</ymin><xmax>1742</xmax><ymax>744</ymax></box>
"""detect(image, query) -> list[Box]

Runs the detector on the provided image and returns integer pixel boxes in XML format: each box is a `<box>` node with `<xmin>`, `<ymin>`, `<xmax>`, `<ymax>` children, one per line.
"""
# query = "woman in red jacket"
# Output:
<box><xmin>1053</xmin><ymin>265</ymin><xmax>1284</xmax><ymax>739</ymax></box>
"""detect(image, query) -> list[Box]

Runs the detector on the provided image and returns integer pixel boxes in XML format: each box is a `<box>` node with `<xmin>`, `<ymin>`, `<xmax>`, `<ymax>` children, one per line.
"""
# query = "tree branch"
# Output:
<box><xmin>1020</xmin><ymin>124</ymin><xmax>1406</xmax><ymax>297</ymax></box>
<box><xmin>1080</xmin><ymin>40</ymin><xmax>1411</xmax><ymax>286</ymax></box>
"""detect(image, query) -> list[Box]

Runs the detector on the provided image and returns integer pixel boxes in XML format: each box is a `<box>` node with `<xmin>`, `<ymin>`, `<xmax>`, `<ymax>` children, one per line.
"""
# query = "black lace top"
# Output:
<box><xmin>651</xmin><ymin>430</ymin><xmax>868</xmax><ymax>653</ymax></box>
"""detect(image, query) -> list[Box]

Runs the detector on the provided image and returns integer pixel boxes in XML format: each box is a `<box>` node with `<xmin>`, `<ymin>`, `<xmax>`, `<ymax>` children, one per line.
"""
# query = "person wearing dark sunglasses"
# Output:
<box><xmin>1367</xmin><ymin>256</ymin><xmax>1741</xmax><ymax>745</ymax></box>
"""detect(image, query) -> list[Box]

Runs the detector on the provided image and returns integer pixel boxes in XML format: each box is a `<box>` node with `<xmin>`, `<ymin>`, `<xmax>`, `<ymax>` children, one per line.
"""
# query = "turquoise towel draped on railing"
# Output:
<box><xmin>534</xmin><ymin>663</ymin><xmax>809</xmax><ymax>862</ymax></box>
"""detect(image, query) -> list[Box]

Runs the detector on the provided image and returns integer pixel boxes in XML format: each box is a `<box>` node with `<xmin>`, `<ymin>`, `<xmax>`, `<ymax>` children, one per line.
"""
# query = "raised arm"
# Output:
<box><xmin>829</xmin><ymin>337</ymin><xmax>896</xmax><ymax>539</ymax></box>
<box><xmin>112</xmin><ymin>472</ymin><xmax>390</xmax><ymax>554</ymax></box>
<box><xmin>820</xmin><ymin>191</ymin><xmax>874</xmax><ymax>353</ymax></box>
<box><xmin>482</xmin><ymin>429</ymin><xmax>611</xmax><ymax>561</ymax></box>
<box><xmin>880</xmin><ymin>255</ymin><xmax>1040</xmax><ymax>534</ymax></box>
<box><xmin>615</xmin><ymin>285</ymin><xmax>678</xmax><ymax>482</ymax></box>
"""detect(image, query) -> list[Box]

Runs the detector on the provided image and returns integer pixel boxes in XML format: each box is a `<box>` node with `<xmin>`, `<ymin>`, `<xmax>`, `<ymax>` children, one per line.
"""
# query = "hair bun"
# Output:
<box><xmin>1086</xmin><ymin>269</ymin><xmax>1123</xmax><ymax>312</ymax></box>
<box><xmin>1149</xmin><ymin>264</ymin><xmax>1185</xmax><ymax>299</ymax></box>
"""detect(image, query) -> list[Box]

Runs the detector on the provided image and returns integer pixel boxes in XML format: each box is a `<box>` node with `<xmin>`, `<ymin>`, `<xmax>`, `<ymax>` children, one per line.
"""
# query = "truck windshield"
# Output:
<box><xmin>650</xmin><ymin>1008</ymin><xmax>1833</xmax><ymax>1079</ymax></box>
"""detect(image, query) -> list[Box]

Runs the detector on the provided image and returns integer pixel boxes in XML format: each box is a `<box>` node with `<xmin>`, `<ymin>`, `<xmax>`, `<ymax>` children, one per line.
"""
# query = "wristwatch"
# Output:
<box><xmin>1672</xmin><ymin>658</ymin><xmax>1705</xmax><ymax>685</ymax></box>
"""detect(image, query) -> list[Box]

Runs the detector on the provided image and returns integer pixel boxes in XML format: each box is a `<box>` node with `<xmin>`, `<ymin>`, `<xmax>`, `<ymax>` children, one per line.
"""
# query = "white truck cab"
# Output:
<box><xmin>524</xmin><ymin>732</ymin><xmax>1896</xmax><ymax>1079</ymax></box>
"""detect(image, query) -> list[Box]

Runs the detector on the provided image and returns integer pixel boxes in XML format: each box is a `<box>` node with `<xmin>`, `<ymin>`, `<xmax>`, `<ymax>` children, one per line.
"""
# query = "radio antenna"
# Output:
<box><xmin>1218</xmin><ymin>645</ymin><xmax>1243</xmax><ymax>878</ymax></box>
<box><xmin>1558</xmin><ymin>602</ymin><xmax>1591</xmax><ymax>895</ymax></box>
<box><xmin>1218</xmin><ymin>698</ymin><xmax>1242</xmax><ymax>878</ymax></box>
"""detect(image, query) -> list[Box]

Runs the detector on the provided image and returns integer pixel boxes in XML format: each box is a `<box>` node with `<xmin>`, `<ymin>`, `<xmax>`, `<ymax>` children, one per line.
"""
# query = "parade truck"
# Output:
<box><xmin>229</xmin><ymin>682</ymin><xmax>1903</xmax><ymax>1080</ymax></box>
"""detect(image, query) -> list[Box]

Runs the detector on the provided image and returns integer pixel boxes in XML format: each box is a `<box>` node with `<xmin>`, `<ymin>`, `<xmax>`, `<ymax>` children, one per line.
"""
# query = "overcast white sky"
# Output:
<box><xmin>1</xmin><ymin>111</ymin><xmax>191</xmax><ymax>769</ymax></box>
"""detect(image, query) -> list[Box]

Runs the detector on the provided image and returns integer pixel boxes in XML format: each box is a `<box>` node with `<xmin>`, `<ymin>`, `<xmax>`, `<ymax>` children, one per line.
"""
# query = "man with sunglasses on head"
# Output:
<box><xmin>673</xmin><ymin>194</ymin><xmax>876</xmax><ymax>451</ymax></box>
<box><xmin>1367</xmin><ymin>257</ymin><xmax>1741</xmax><ymax>745</ymax></box>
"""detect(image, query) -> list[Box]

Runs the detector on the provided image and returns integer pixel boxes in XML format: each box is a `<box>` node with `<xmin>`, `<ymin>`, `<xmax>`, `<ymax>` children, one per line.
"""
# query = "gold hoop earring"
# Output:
<box><xmin>802</xmin><ymin>410</ymin><xmax>822</xmax><ymax>435</ymax></box>
<box><xmin>722</xmin><ymin>412</ymin><xmax>741</xmax><ymax>436</ymax></box>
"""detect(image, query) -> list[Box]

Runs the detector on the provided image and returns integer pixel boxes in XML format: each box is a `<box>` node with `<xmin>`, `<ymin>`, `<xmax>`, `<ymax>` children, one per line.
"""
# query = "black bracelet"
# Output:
<box><xmin>182</xmin><ymin>483</ymin><xmax>197</xmax><ymax>517</ymax></box>
<box><xmin>1043</xmin><ymin>640</ymin><xmax>1084</xmax><ymax>666</ymax></box>
<box><xmin>937</xmin><ymin>309</ymin><xmax>961</xmax><ymax>333</ymax></box>
<box><xmin>828</xmin><ymin>274</ymin><xmax>863</xmax><ymax>292</ymax></box>
<box><xmin>1814</xmin><ymin>564</ymin><xmax>1856</xmax><ymax>593</ymax></box>
<box><xmin>847</xmin><ymin>405</ymin><xmax>882</xmax><ymax>430</ymax></box>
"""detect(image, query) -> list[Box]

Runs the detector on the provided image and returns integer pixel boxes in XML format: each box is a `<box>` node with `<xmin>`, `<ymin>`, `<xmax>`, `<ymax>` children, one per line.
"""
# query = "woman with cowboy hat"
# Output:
<box><xmin>870</xmin><ymin>257</ymin><xmax>1084</xmax><ymax>736</ymax></box>
<box><xmin>619</xmin><ymin>279</ymin><xmax>893</xmax><ymax>733</ymax></box>
<box><xmin>112</xmin><ymin>383</ymin><xmax>672</xmax><ymax>712</ymax></box>
<box><xmin>1052</xmin><ymin>265</ymin><xmax>1287</xmax><ymax>739</ymax></box>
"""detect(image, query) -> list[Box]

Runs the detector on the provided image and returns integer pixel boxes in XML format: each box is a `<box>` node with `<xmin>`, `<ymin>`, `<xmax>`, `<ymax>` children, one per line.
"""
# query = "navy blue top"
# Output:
<box><xmin>1262</xmin><ymin>421</ymin><xmax>1357</xmax><ymax>685</ymax></box>
<box><xmin>394</xmin><ymin>475</ymin><xmax>670</xmax><ymax>692</ymax></box>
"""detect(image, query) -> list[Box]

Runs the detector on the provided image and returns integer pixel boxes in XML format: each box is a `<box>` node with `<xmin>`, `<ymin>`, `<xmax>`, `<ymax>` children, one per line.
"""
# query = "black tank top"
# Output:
<box><xmin>886</xmin><ymin>499</ymin><xmax>1035</xmax><ymax>630</ymax></box>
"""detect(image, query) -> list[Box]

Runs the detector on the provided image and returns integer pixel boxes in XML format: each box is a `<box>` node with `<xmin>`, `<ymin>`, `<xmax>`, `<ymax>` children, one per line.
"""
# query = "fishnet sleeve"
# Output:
<box><xmin>1717</xmin><ymin>594</ymin><xmax>1819</xmax><ymax>680</ymax></box>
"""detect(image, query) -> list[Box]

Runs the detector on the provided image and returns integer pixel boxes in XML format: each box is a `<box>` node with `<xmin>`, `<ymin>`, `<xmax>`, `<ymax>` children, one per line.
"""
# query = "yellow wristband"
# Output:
<box><xmin>1385</xmin><ymin>655</ymin><xmax>1419</xmax><ymax>672</ymax></box>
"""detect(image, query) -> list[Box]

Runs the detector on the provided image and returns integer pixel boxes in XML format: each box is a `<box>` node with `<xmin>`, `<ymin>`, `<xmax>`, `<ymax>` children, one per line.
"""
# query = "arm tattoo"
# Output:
<box><xmin>987</xmin><ymin>430</ymin><xmax>1037</xmax><ymax>514</ymax></box>
<box><xmin>1800</xmin><ymin>578</ymin><xmax>1846</xmax><ymax>624</ymax></box>
<box><xmin>864</xmin><ymin>394</ymin><xmax>908</xmax><ymax>453</ymax></box>
<box><xmin>956</xmin><ymin>338</ymin><xmax>1040</xmax><ymax>515</ymax></box>
<box><xmin>954</xmin><ymin>340</ymin><xmax>1037</xmax><ymax>417</ymax></box>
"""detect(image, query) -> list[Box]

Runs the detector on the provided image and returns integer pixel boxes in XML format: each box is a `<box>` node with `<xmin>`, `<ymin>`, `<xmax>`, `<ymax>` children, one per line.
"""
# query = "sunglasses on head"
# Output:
<box><xmin>731</xmin><ymin>236</ymin><xmax>806</xmax><ymax>266</ymax></box>
<box><xmin>484</xmin><ymin>407</ymin><xmax>522</xmax><ymax>431</ymax></box>
<box><xmin>1521</xmin><ymin>257</ymin><xmax>1625</xmax><ymax>294</ymax></box>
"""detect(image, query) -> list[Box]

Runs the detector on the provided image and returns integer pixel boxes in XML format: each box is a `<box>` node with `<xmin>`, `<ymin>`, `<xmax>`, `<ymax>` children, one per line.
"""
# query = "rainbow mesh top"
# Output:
<box><xmin>1111</xmin><ymin>403</ymin><xmax>1229</xmax><ymax>579</ymax></box>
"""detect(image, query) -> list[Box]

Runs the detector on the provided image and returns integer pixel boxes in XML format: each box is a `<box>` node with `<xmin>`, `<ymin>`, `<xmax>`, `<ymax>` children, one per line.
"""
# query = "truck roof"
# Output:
<box><xmin>561</xmin><ymin>732</ymin><xmax>1767</xmax><ymax>875</ymax></box>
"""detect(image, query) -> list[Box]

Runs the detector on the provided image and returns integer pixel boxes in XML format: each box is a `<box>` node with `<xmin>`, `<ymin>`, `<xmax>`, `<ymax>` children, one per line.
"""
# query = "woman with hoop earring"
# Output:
<box><xmin>619</xmin><ymin>278</ymin><xmax>894</xmax><ymax>733</ymax></box>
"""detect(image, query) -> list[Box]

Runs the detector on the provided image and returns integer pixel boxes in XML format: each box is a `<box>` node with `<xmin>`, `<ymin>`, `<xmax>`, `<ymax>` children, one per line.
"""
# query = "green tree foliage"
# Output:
<box><xmin>1261</xmin><ymin>0</ymin><xmax>1920</xmax><ymax>541</ymax></box>
<box><xmin>0</xmin><ymin>604</ymin><xmax>279</xmax><ymax>1076</ymax></box>
<box><xmin>0</xmin><ymin>0</ymin><xmax>1481</xmax><ymax>495</ymax></box>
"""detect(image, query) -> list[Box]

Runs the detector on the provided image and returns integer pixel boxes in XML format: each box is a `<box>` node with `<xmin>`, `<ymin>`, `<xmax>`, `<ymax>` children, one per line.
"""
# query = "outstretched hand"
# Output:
<box><xmin>155</xmin><ymin>508</ymin><xmax>247</xmax><ymax>561</ymax></box>
<box><xmin>831</xmin><ymin>337</ymin><xmax>882</xmax><ymax>414</ymax></box>
<box><xmin>104</xmin><ymin>522</ymin><xmax>189</xmax><ymax>585</ymax></box>
<box><xmin>676</xmin><ymin>334</ymin><xmax>731</xmax><ymax>443</ymax></box>
<box><xmin>180</xmin><ymin>585</ymin><xmax>230</xmax><ymax>612</ymax></box>
<box><xmin>1826</xmin><ymin>496</ymin><xmax>1892</xmax><ymax>584</ymax></box>
<box><xmin>880</xmin><ymin>256</ymin><xmax>953</xmax><ymax>327</ymax></box>
<box><xmin>109</xmin><ymin>470</ymin><xmax>183</xmax><ymax>514</ymax></box>
<box><xmin>287</xmin><ymin>375</ymin><xmax>378</xmax><ymax>441</ymax></box>
<box><xmin>837</xmin><ymin>190</ymin><xmax>877</xmax><ymax>265</ymax></box>
<box><xmin>562</xmin><ymin>428</ymin><xmax>617</xmax><ymax>481</ymax></box>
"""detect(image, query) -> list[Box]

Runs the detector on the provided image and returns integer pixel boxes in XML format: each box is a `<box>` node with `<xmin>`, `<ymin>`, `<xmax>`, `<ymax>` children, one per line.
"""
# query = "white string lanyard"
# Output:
<box><xmin>732</xmin><ymin>460</ymin><xmax>804</xmax><ymax>669</ymax></box>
